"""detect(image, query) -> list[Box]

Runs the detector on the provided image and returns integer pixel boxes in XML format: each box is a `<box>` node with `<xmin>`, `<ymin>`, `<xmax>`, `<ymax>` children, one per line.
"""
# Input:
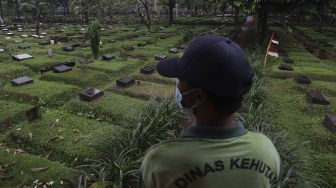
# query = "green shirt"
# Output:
<box><xmin>140</xmin><ymin>122</ymin><xmax>281</xmax><ymax>188</ymax></box>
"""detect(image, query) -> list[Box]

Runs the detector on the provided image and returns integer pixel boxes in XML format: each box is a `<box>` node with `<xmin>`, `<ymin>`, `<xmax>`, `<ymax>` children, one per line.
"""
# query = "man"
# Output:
<box><xmin>140</xmin><ymin>35</ymin><xmax>280</xmax><ymax>188</ymax></box>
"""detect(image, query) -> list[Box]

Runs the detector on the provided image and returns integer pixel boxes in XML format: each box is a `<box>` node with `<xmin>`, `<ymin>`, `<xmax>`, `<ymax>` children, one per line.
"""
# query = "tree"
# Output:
<box><xmin>71</xmin><ymin>0</ymin><xmax>101</xmax><ymax>24</ymax></box>
<box><xmin>134</xmin><ymin>0</ymin><xmax>153</xmax><ymax>31</ymax></box>
<box><xmin>86</xmin><ymin>19</ymin><xmax>101</xmax><ymax>59</ymax></box>
<box><xmin>20</xmin><ymin>0</ymin><xmax>49</xmax><ymax>35</ymax></box>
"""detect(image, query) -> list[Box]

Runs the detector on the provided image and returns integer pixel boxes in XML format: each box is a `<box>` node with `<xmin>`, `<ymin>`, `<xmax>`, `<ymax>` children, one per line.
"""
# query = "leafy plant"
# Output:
<box><xmin>86</xmin><ymin>19</ymin><xmax>101</xmax><ymax>59</ymax></box>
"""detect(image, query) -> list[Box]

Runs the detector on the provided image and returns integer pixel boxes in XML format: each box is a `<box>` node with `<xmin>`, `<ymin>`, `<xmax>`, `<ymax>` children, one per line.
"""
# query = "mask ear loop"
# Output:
<box><xmin>182</xmin><ymin>88</ymin><xmax>203</xmax><ymax>110</ymax></box>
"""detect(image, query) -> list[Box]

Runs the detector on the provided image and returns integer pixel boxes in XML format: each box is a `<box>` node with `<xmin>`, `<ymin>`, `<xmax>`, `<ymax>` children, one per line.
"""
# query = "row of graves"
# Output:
<box><xmin>1</xmin><ymin>22</ymin><xmax>215</xmax><ymax>132</ymax></box>
<box><xmin>267</xmin><ymin>32</ymin><xmax>336</xmax><ymax>132</ymax></box>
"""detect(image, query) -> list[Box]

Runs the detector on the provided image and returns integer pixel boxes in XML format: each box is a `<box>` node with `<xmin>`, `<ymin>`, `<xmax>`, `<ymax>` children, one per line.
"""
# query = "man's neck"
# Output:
<box><xmin>195</xmin><ymin>114</ymin><xmax>236</xmax><ymax>128</ymax></box>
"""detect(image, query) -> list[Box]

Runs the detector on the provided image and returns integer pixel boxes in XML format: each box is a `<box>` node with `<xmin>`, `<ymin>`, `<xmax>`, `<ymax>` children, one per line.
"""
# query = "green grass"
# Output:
<box><xmin>4</xmin><ymin>109</ymin><xmax>123</xmax><ymax>166</ymax></box>
<box><xmin>108</xmin><ymin>80</ymin><xmax>175</xmax><ymax>100</ymax></box>
<box><xmin>132</xmin><ymin>70</ymin><xmax>176</xmax><ymax>85</ymax></box>
<box><xmin>86</xmin><ymin>58</ymin><xmax>142</xmax><ymax>74</ymax></box>
<box><xmin>270</xmin><ymin>65</ymin><xmax>336</xmax><ymax>82</ymax></box>
<box><xmin>0</xmin><ymin>78</ymin><xmax>80</xmax><ymax>107</ymax></box>
<box><xmin>40</xmin><ymin>68</ymin><xmax>111</xmax><ymax>88</ymax></box>
<box><xmin>0</xmin><ymin>63</ymin><xmax>35</xmax><ymax>78</ymax></box>
<box><xmin>0</xmin><ymin>100</ymin><xmax>33</xmax><ymax>127</ymax></box>
<box><xmin>64</xmin><ymin>92</ymin><xmax>145</xmax><ymax>122</ymax></box>
<box><xmin>0</xmin><ymin>147</ymin><xmax>79</xmax><ymax>188</ymax></box>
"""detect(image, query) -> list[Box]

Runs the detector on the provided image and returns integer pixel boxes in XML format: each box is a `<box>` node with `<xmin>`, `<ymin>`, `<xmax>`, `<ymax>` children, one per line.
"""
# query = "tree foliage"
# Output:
<box><xmin>86</xmin><ymin>19</ymin><xmax>101</xmax><ymax>59</ymax></box>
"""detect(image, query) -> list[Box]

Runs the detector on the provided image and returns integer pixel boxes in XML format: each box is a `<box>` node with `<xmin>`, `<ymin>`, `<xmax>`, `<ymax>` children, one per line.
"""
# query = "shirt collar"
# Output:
<box><xmin>180</xmin><ymin>122</ymin><xmax>248</xmax><ymax>139</ymax></box>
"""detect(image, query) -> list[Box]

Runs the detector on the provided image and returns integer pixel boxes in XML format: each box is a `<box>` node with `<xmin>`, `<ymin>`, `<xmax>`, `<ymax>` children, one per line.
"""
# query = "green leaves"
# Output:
<box><xmin>86</xmin><ymin>19</ymin><xmax>101</xmax><ymax>60</ymax></box>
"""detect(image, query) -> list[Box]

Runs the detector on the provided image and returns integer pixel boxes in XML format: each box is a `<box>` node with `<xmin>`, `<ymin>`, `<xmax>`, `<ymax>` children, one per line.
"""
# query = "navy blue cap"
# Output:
<box><xmin>157</xmin><ymin>35</ymin><xmax>254</xmax><ymax>98</ymax></box>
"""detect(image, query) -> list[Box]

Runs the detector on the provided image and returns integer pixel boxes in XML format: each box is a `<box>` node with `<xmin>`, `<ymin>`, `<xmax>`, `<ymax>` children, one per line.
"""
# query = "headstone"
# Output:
<box><xmin>17</xmin><ymin>28</ymin><xmax>24</xmax><ymax>32</ymax></box>
<box><xmin>145</xmin><ymin>40</ymin><xmax>154</xmax><ymax>44</ymax></box>
<box><xmin>0</xmin><ymin>48</ymin><xmax>4</xmax><ymax>52</ymax></box>
<box><xmin>155</xmin><ymin>54</ymin><xmax>167</xmax><ymax>61</ymax></box>
<box><xmin>108</xmin><ymin>39</ymin><xmax>117</xmax><ymax>43</ymax></box>
<box><xmin>48</xmin><ymin>48</ymin><xmax>53</xmax><ymax>57</ymax></box>
<box><xmin>278</xmin><ymin>63</ymin><xmax>294</xmax><ymax>71</ymax></box>
<box><xmin>178</xmin><ymin>45</ymin><xmax>186</xmax><ymax>50</ymax></box>
<box><xmin>137</xmin><ymin>42</ymin><xmax>147</xmax><ymax>47</ymax></box>
<box><xmin>12</xmin><ymin>54</ymin><xmax>33</xmax><ymax>61</ymax></box>
<box><xmin>103</xmin><ymin>54</ymin><xmax>115</xmax><ymax>61</ymax></box>
<box><xmin>20</xmin><ymin>34</ymin><xmax>29</xmax><ymax>38</ymax></box>
<box><xmin>140</xmin><ymin>66</ymin><xmax>155</xmax><ymax>74</ymax></box>
<box><xmin>123</xmin><ymin>46</ymin><xmax>135</xmax><ymax>51</ymax></box>
<box><xmin>284</xmin><ymin>58</ymin><xmax>294</xmax><ymax>64</ymax></box>
<box><xmin>26</xmin><ymin>106</ymin><xmax>40</xmax><ymax>122</ymax></box>
<box><xmin>14</xmin><ymin>39</ymin><xmax>23</xmax><ymax>43</ymax></box>
<box><xmin>306</xmin><ymin>92</ymin><xmax>330</xmax><ymax>105</ymax></box>
<box><xmin>18</xmin><ymin>45</ymin><xmax>31</xmax><ymax>49</ymax></box>
<box><xmin>11</xmin><ymin>76</ymin><xmax>33</xmax><ymax>86</ymax></box>
<box><xmin>2</xmin><ymin>28</ymin><xmax>8</xmax><ymax>33</ymax></box>
<box><xmin>30</xmin><ymin>28</ymin><xmax>36</xmax><ymax>32</ymax></box>
<box><xmin>294</xmin><ymin>75</ymin><xmax>311</xmax><ymax>85</ymax></box>
<box><xmin>41</xmin><ymin>32</ymin><xmax>47</xmax><ymax>35</ymax></box>
<box><xmin>39</xmin><ymin>40</ymin><xmax>50</xmax><ymax>45</ymax></box>
<box><xmin>6</xmin><ymin>32</ymin><xmax>14</xmax><ymax>36</ymax></box>
<box><xmin>64</xmin><ymin>60</ymin><xmax>76</xmax><ymax>67</ymax></box>
<box><xmin>53</xmin><ymin>65</ymin><xmax>72</xmax><ymax>73</ymax></box>
<box><xmin>278</xmin><ymin>49</ymin><xmax>288</xmax><ymax>57</ymax></box>
<box><xmin>50</xmin><ymin>39</ymin><xmax>55</xmax><ymax>45</ymax></box>
<box><xmin>116</xmin><ymin>77</ymin><xmax>136</xmax><ymax>87</ymax></box>
<box><xmin>160</xmin><ymin>35</ymin><xmax>167</xmax><ymax>39</ymax></box>
<box><xmin>63</xmin><ymin>46</ymin><xmax>75</xmax><ymax>51</ymax></box>
<box><xmin>169</xmin><ymin>48</ymin><xmax>179</xmax><ymax>54</ymax></box>
<box><xmin>79</xmin><ymin>88</ymin><xmax>104</xmax><ymax>102</ymax></box>
<box><xmin>323</xmin><ymin>114</ymin><xmax>336</xmax><ymax>132</ymax></box>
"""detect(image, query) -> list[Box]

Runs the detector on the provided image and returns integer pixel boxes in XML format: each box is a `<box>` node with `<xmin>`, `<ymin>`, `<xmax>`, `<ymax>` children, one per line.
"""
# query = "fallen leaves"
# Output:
<box><xmin>14</xmin><ymin>148</ymin><xmax>25</xmax><ymax>155</ymax></box>
<box><xmin>31</xmin><ymin>167</ymin><xmax>49</xmax><ymax>173</ymax></box>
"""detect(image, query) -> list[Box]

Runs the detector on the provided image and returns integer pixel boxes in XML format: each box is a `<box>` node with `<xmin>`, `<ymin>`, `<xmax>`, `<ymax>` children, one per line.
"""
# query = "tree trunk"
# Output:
<box><xmin>0</xmin><ymin>0</ymin><xmax>4</xmax><ymax>20</ymax></box>
<box><xmin>84</xmin><ymin>11</ymin><xmax>89</xmax><ymax>24</ymax></box>
<box><xmin>142</xmin><ymin>0</ymin><xmax>151</xmax><ymax>31</ymax></box>
<box><xmin>36</xmin><ymin>6</ymin><xmax>40</xmax><ymax>35</ymax></box>
<box><xmin>234</xmin><ymin>6</ymin><xmax>239</xmax><ymax>24</ymax></box>
<box><xmin>15</xmin><ymin>0</ymin><xmax>21</xmax><ymax>18</ymax></box>
<box><xmin>257</xmin><ymin>1</ymin><xmax>268</xmax><ymax>44</ymax></box>
<box><xmin>168</xmin><ymin>0</ymin><xmax>175</xmax><ymax>24</ymax></box>
<box><xmin>51</xmin><ymin>2</ymin><xmax>56</xmax><ymax>23</ymax></box>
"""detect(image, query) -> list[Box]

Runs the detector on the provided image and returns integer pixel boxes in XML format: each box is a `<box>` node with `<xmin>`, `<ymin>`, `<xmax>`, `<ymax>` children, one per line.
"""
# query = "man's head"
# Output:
<box><xmin>157</xmin><ymin>35</ymin><xmax>254</xmax><ymax>124</ymax></box>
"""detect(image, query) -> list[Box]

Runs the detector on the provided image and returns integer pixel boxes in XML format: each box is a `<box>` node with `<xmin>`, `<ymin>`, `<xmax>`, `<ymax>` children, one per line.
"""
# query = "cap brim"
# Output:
<box><xmin>156</xmin><ymin>57</ymin><xmax>181</xmax><ymax>78</ymax></box>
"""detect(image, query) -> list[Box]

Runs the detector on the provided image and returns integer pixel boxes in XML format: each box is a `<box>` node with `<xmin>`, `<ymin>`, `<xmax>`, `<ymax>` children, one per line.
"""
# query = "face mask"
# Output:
<box><xmin>175</xmin><ymin>83</ymin><xmax>200</xmax><ymax>114</ymax></box>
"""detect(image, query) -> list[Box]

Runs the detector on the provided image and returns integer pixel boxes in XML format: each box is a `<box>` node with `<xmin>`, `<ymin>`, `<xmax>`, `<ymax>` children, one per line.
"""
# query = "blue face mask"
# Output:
<box><xmin>175</xmin><ymin>82</ymin><xmax>200</xmax><ymax>114</ymax></box>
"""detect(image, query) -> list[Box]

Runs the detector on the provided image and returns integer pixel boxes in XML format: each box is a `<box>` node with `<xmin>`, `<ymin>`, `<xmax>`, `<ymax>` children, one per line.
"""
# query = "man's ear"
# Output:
<box><xmin>194</xmin><ymin>88</ymin><xmax>208</xmax><ymax>103</ymax></box>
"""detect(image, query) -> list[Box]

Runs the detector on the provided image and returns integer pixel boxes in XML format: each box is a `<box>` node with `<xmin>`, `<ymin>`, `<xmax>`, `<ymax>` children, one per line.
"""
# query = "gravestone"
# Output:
<box><xmin>323</xmin><ymin>114</ymin><xmax>336</xmax><ymax>132</ymax></box>
<box><xmin>14</xmin><ymin>40</ymin><xmax>23</xmax><ymax>43</ymax></box>
<box><xmin>64</xmin><ymin>60</ymin><xmax>76</xmax><ymax>67</ymax></box>
<box><xmin>0</xmin><ymin>48</ymin><xmax>4</xmax><ymax>52</ymax></box>
<box><xmin>145</xmin><ymin>40</ymin><xmax>154</xmax><ymax>44</ymax></box>
<box><xmin>41</xmin><ymin>32</ymin><xmax>47</xmax><ymax>35</ymax></box>
<box><xmin>39</xmin><ymin>40</ymin><xmax>50</xmax><ymax>45</ymax></box>
<box><xmin>169</xmin><ymin>48</ymin><xmax>178</xmax><ymax>54</ymax></box>
<box><xmin>137</xmin><ymin>42</ymin><xmax>147</xmax><ymax>47</ymax></box>
<box><xmin>17</xmin><ymin>28</ymin><xmax>24</xmax><ymax>32</ymax></box>
<box><xmin>141</xmin><ymin>66</ymin><xmax>155</xmax><ymax>74</ymax></box>
<box><xmin>306</xmin><ymin>92</ymin><xmax>330</xmax><ymax>105</ymax></box>
<box><xmin>2</xmin><ymin>28</ymin><xmax>8</xmax><ymax>33</ymax></box>
<box><xmin>53</xmin><ymin>65</ymin><xmax>72</xmax><ymax>73</ymax></box>
<box><xmin>278</xmin><ymin>63</ymin><xmax>294</xmax><ymax>71</ymax></box>
<box><xmin>63</xmin><ymin>46</ymin><xmax>75</xmax><ymax>51</ymax></box>
<box><xmin>30</xmin><ymin>28</ymin><xmax>36</xmax><ymax>32</ymax></box>
<box><xmin>11</xmin><ymin>76</ymin><xmax>33</xmax><ymax>86</ymax></box>
<box><xmin>6</xmin><ymin>32</ymin><xmax>14</xmax><ymax>36</ymax></box>
<box><xmin>284</xmin><ymin>58</ymin><xmax>294</xmax><ymax>64</ymax></box>
<box><xmin>79</xmin><ymin>88</ymin><xmax>104</xmax><ymax>102</ymax></box>
<box><xmin>178</xmin><ymin>45</ymin><xmax>186</xmax><ymax>50</ymax></box>
<box><xmin>108</xmin><ymin>39</ymin><xmax>117</xmax><ymax>43</ymax></box>
<box><xmin>160</xmin><ymin>35</ymin><xmax>167</xmax><ymax>39</ymax></box>
<box><xmin>26</xmin><ymin>106</ymin><xmax>40</xmax><ymax>122</ymax></box>
<box><xmin>18</xmin><ymin>45</ymin><xmax>31</xmax><ymax>49</ymax></box>
<box><xmin>48</xmin><ymin>48</ymin><xmax>53</xmax><ymax>57</ymax></box>
<box><xmin>123</xmin><ymin>46</ymin><xmax>135</xmax><ymax>51</ymax></box>
<box><xmin>12</xmin><ymin>54</ymin><xmax>33</xmax><ymax>61</ymax></box>
<box><xmin>20</xmin><ymin>34</ymin><xmax>29</xmax><ymax>38</ymax></box>
<box><xmin>294</xmin><ymin>75</ymin><xmax>311</xmax><ymax>85</ymax></box>
<box><xmin>155</xmin><ymin>54</ymin><xmax>167</xmax><ymax>61</ymax></box>
<box><xmin>103</xmin><ymin>54</ymin><xmax>115</xmax><ymax>61</ymax></box>
<box><xmin>116</xmin><ymin>77</ymin><xmax>136</xmax><ymax>87</ymax></box>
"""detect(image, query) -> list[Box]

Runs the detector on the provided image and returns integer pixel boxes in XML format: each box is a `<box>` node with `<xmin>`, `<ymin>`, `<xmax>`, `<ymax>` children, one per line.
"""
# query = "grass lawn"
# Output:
<box><xmin>0</xmin><ymin>147</ymin><xmax>79</xmax><ymax>188</ymax></box>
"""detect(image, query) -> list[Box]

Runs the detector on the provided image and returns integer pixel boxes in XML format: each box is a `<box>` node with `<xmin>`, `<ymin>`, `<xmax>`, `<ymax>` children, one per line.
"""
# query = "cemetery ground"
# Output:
<box><xmin>0</xmin><ymin>23</ymin><xmax>236</xmax><ymax>187</ymax></box>
<box><xmin>0</xmin><ymin>21</ymin><xmax>335</xmax><ymax>187</ymax></box>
